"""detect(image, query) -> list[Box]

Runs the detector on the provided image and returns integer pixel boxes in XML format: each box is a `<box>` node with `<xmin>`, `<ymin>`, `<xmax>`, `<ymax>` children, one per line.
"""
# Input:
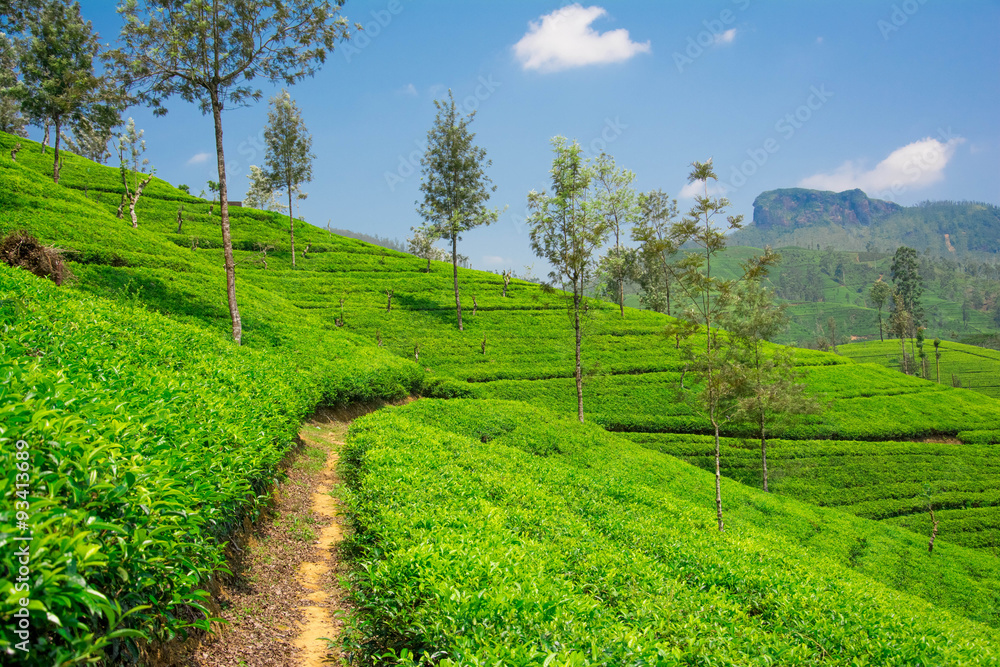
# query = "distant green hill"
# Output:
<box><xmin>729</xmin><ymin>188</ymin><xmax>1000</xmax><ymax>261</ymax></box>
<box><xmin>626</xmin><ymin>245</ymin><xmax>1000</xmax><ymax>348</ymax></box>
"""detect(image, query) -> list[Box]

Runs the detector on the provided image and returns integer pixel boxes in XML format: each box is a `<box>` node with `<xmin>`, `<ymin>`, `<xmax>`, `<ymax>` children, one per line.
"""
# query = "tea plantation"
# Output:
<box><xmin>840</xmin><ymin>338</ymin><xmax>1000</xmax><ymax>399</ymax></box>
<box><xmin>2</xmin><ymin>131</ymin><xmax>1000</xmax><ymax>664</ymax></box>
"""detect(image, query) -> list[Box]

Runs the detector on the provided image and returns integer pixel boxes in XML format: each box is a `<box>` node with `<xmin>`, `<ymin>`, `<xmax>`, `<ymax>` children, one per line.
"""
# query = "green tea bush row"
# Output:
<box><xmin>341</xmin><ymin>400</ymin><xmax>1000</xmax><ymax>664</ymax></box>
<box><xmin>0</xmin><ymin>261</ymin><xmax>422</xmax><ymax>664</ymax></box>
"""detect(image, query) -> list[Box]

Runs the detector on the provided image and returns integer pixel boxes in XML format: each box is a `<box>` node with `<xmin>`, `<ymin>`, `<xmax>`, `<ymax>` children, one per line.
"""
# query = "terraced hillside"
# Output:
<box><xmin>840</xmin><ymin>338</ymin><xmax>1000</xmax><ymax>399</ymax></box>
<box><xmin>2</xmin><ymin>131</ymin><xmax>1000</xmax><ymax>664</ymax></box>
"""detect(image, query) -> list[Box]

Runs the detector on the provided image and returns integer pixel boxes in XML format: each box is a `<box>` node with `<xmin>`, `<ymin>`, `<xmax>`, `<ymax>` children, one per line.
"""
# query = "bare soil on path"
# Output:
<box><xmin>188</xmin><ymin>417</ymin><xmax>351</xmax><ymax>667</ymax></box>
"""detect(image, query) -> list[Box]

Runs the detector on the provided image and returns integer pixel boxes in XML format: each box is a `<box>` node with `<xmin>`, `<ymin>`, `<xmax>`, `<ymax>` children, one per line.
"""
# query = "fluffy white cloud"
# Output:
<box><xmin>714</xmin><ymin>28</ymin><xmax>737</xmax><ymax>45</ymax></box>
<box><xmin>398</xmin><ymin>83</ymin><xmax>418</xmax><ymax>96</ymax></box>
<box><xmin>513</xmin><ymin>4</ymin><xmax>651</xmax><ymax>72</ymax></box>
<box><xmin>798</xmin><ymin>136</ymin><xmax>965</xmax><ymax>195</ymax></box>
<box><xmin>679</xmin><ymin>179</ymin><xmax>727</xmax><ymax>199</ymax></box>
<box><xmin>186</xmin><ymin>152</ymin><xmax>210</xmax><ymax>165</ymax></box>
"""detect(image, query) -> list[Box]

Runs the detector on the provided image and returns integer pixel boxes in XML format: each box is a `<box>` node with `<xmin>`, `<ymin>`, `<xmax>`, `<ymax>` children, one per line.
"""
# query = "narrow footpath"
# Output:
<box><xmin>189</xmin><ymin>416</ymin><xmax>351</xmax><ymax>666</ymax></box>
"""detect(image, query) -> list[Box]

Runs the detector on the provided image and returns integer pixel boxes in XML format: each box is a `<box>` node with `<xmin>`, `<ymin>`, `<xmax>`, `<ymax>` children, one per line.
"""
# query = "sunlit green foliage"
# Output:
<box><xmin>2</xmin><ymin>129</ymin><xmax>1000</xmax><ymax>662</ymax></box>
<box><xmin>342</xmin><ymin>400</ymin><xmax>1000</xmax><ymax>664</ymax></box>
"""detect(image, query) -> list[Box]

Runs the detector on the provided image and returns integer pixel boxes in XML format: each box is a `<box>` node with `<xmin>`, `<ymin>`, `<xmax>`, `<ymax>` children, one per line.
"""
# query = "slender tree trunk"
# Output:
<box><xmin>212</xmin><ymin>95</ymin><xmax>242</xmax><ymax>345</ymax></box>
<box><xmin>619</xmin><ymin>274</ymin><xmax>625</xmax><ymax>318</ymax></box>
<box><xmin>288</xmin><ymin>186</ymin><xmax>295</xmax><ymax>267</ymax></box>
<box><xmin>453</xmin><ymin>234</ymin><xmax>462</xmax><ymax>331</ymax></box>
<box><xmin>760</xmin><ymin>415</ymin><xmax>769</xmax><ymax>493</ymax></box>
<box><xmin>41</xmin><ymin>123</ymin><xmax>49</xmax><ymax>152</ymax></box>
<box><xmin>927</xmin><ymin>504</ymin><xmax>939</xmax><ymax>554</ymax></box>
<box><xmin>129</xmin><ymin>174</ymin><xmax>153</xmax><ymax>229</ymax></box>
<box><xmin>899</xmin><ymin>336</ymin><xmax>908</xmax><ymax>374</ymax></box>
<box><xmin>713</xmin><ymin>411</ymin><xmax>724</xmax><ymax>532</ymax></box>
<box><xmin>936</xmin><ymin>356</ymin><xmax>940</xmax><ymax>383</ymax></box>
<box><xmin>574</xmin><ymin>277</ymin><xmax>584</xmax><ymax>423</ymax></box>
<box><xmin>877</xmin><ymin>310</ymin><xmax>884</xmax><ymax>342</ymax></box>
<box><xmin>52</xmin><ymin>116</ymin><xmax>61</xmax><ymax>183</ymax></box>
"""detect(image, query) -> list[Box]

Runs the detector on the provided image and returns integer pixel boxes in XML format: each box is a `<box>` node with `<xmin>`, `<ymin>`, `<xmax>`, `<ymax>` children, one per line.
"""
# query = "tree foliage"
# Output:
<box><xmin>418</xmin><ymin>90</ymin><xmax>500</xmax><ymax>331</ymax></box>
<box><xmin>719</xmin><ymin>277</ymin><xmax>821</xmax><ymax>492</ymax></box>
<box><xmin>262</xmin><ymin>89</ymin><xmax>312</xmax><ymax>267</ymax></box>
<box><xmin>116</xmin><ymin>117</ymin><xmax>153</xmax><ymax>228</ymax></box>
<box><xmin>670</xmin><ymin>159</ymin><xmax>777</xmax><ymax>531</ymax></box>
<box><xmin>891</xmin><ymin>245</ymin><xmax>924</xmax><ymax>327</ymax></box>
<box><xmin>526</xmin><ymin>136</ymin><xmax>608</xmax><ymax>422</ymax></box>
<box><xmin>16</xmin><ymin>0</ymin><xmax>105</xmax><ymax>183</ymax></box>
<box><xmin>869</xmin><ymin>279</ymin><xmax>893</xmax><ymax>342</ymax></box>
<box><xmin>407</xmin><ymin>223</ymin><xmax>446</xmax><ymax>273</ymax></box>
<box><xmin>244</xmin><ymin>164</ymin><xmax>288</xmax><ymax>214</ymax></box>
<box><xmin>593</xmin><ymin>152</ymin><xmax>639</xmax><ymax>317</ymax></box>
<box><xmin>0</xmin><ymin>31</ymin><xmax>28</xmax><ymax>137</ymax></box>
<box><xmin>112</xmin><ymin>0</ymin><xmax>356</xmax><ymax>344</ymax></box>
<box><xmin>632</xmin><ymin>189</ymin><xmax>682</xmax><ymax>315</ymax></box>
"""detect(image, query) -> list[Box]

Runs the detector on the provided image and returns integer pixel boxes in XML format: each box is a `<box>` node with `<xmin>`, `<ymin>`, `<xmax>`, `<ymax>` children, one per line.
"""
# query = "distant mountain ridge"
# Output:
<box><xmin>730</xmin><ymin>188</ymin><xmax>1000</xmax><ymax>259</ymax></box>
<box><xmin>753</xmin><ymin>188</ymin><xmax>902</xmax><ymax>229</ymax></box>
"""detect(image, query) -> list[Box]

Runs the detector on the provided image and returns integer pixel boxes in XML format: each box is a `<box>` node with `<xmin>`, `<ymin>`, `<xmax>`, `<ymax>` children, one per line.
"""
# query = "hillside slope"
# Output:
<box><xmin>2</xmin><ymin>131</ymin><xmax>1000</xmax><ymax>663</ymax></box>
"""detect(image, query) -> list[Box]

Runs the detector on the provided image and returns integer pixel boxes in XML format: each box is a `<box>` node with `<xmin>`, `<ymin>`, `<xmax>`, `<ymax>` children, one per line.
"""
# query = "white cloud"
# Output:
<box><xmin>513</xmin><ymin>4</ymin><xmax>651</xmax><ymax>72</ymax></box>
<box><xmin>714</xmin><ymin>28</ymin><xmax>737</xmax><ymax>45</ymax></box>
<box><xmin>679</xmin><ymin>179</ymin><xmax>726</xmax><ymax>199</ymax></box>
<box><xmin>798</xmin><ymin>136</ymin><xmax>965</xmax><ymax>194</ymax></box>
<box><xmin>398</xmin><ymin>83</ymin><xmax>418</xmax><ymax>97</ymax></box>
<box><xmin>482</xmin><ymin>255</ymin><xmax>509</xmax><ymax>267</ymax></box>
<box><xmin>186</xmin><ymin>152</ymin><xmax>210</xmax><ymax>165</ymax></box>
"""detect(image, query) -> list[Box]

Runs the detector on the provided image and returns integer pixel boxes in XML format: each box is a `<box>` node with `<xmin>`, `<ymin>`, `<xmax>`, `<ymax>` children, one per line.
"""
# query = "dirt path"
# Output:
<box><xmin>189</xmin><ymin>419</ymin><xmax>351</xmax><ymax>667</ymax></box>
<box><xmin>293</xmin><ymin>422</ymin><xmax>350</xmax><ymax>666</ymax></box>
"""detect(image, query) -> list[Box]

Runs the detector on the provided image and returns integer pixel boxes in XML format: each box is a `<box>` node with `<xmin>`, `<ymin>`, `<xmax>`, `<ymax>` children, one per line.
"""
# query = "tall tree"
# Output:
<box><xmin>418</xmin><ymin>90</ymin><xmax>501</xmax><ymax>331</ymax></box>
<box><xmin>719</xmin><ymin>276</ymin><xmax>821</xmax><ymax>492</ymax></box>
<box><xmin>632</xmin><ymin>189</ymin><xmax>681</xmax><ymax>316</ymax></box>
<box><xmin>115</xmin><ymin>117</ymin><xmax>154</xmax><ymax>228</ymax></box>
<box><xmin>113</xmin><ymin>0</ymin><xmax>355</xmax><ymax>345</ymax></box>
<box><xmin>262</xmin><ymin>89</ymin><xmax>312</xmax><ymax>267</ymax></box>
<box><xmin>670</xmin><ymin>159</ymin><xmax>776</xmax><ymax>532</ymax></box>
<box><xmin>869</xmin><ymin>279</ymin><xmax>892</xmax><ymax>342</ymax></box>
<box><xmin>17</xmin><ymin>0</ymin><xmax>104</xmax><ymax>183</ymax></box>
<box><xmin>890</xmin><ymin>292</ymin><xmax>913</xmax><ymax>374</ymax></box>
<box><xmin>891</xmin><ymin>246</ymin><xmax>924</xmax><ymax>328</ymax></box>
<box><xmin>526</xmin><ymin>136</ymin><xmax>608</xmax><ymax>423</ymax></box>
<box><xmin>593</xmin><ymin>152</ymin><xmax>639</xmax><ymax>317</ymax></box>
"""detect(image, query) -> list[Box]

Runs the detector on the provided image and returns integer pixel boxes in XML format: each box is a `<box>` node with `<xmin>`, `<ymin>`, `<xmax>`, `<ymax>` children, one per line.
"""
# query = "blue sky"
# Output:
<box><xmin>69</xmin><ymin>0</ymin><xmax>1000</xmax><ymax>274</ymax></box>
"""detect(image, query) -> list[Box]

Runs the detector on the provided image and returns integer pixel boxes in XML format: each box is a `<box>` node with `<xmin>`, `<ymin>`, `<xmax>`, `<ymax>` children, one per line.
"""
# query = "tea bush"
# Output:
<box><xmin>342</xmin><ymin>400</ymin><xmax>1000</xmax><ymax>665</ymax></box>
